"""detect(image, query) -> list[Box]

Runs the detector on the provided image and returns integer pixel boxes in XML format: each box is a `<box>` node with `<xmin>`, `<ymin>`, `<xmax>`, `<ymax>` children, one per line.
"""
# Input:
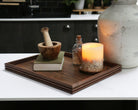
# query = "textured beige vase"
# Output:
<box><xmin>98</xmin><ymin>0</ymin><xmax>138</xmax><ymax>68</ymax></box>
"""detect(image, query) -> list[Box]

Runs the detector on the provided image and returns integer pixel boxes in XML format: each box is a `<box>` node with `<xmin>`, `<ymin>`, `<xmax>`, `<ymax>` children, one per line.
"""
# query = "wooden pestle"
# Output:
<box><xmin>41</xmin><ymin>27</ymin><xmax>53</xmax><ymax>46</ymax></box>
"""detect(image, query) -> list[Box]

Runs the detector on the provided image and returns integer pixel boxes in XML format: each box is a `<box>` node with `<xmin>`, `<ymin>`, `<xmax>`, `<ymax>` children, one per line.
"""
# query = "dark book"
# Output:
<box><xmin>33</xmin><ymin>51</ymin><xmax>65</xmax><ymax>71</ymax></box>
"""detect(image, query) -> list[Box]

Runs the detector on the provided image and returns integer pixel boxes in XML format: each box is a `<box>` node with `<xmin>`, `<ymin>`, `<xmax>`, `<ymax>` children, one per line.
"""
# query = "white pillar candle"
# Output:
<box><xmin>80</xmin><ymin>43</ymin><xmax>104</xmax><ymax>73</ymax></box>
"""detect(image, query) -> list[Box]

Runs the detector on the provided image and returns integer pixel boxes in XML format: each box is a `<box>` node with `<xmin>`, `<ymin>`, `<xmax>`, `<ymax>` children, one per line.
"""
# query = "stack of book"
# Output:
<box><xmin>33</xmin><ymin>51</ymin><xmax>65</xmax><ymax>71</ymax></box>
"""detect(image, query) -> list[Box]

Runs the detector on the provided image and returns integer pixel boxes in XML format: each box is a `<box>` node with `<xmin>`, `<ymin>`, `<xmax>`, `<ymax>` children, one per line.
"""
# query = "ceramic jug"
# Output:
<box><xmin>98</xmin><ymin>0</ymin><xmax>138</xmax><ymax>68</ymax></box>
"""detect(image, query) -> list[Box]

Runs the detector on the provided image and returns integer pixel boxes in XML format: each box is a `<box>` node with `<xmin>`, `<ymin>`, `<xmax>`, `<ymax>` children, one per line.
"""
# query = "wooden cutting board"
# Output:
<box><xmin>5</xmin><ymin>53</ymin><xmax>122</xmax><ymax>94</ymax></box>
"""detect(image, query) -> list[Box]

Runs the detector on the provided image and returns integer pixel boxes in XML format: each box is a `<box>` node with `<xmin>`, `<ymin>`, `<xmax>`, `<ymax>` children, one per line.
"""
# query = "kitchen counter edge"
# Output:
<box><xmin>0</xmin><ymin>14</ymin><xmax>100</xmax><ymax>21</ymax></box>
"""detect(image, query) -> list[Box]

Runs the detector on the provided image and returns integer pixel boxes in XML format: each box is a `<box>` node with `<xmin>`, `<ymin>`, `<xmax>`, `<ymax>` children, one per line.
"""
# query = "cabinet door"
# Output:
<box><xmin>74</xmin><ymin>21</ymin><xmax>98</xmax><ymax>43</ymax></box>
<box><xmin>0</xmin><ymin>22</ymin><xmax>23</xmax><ymax>52</ymax></box>
<box><xmin>21</xmin><ymin>22</ymin><xmax>41</xmax><ymax>53</ymax></box>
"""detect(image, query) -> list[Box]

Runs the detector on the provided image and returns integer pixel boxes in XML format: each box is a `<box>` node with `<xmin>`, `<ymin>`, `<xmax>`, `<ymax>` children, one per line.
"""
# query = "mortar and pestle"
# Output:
<box><xmin>38</xmin><ymin>27</ymin><xmax>61</xmax><ymax>60</ymax></box>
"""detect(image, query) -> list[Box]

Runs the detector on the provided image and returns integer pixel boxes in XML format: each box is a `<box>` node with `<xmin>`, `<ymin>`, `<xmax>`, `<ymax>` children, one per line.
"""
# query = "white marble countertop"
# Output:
<box><xmin>1</xmin><ymin>53</ymin><xmax>138</xmax><ymax>101</ymax></box>
<box><xmin>0</xmin><ymin>14</ymin><xmax>100</xmax><ymax>21</ymax></box>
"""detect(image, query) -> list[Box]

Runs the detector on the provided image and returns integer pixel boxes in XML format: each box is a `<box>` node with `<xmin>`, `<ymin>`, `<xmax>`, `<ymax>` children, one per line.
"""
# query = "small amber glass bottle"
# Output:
<box><xmin>72</xmin><ymin>35</ymin><xmax>83</xmax><ymax>65</ymax></box>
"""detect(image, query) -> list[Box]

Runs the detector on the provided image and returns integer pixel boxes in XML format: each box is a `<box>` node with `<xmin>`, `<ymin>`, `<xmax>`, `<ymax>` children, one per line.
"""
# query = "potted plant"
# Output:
<box><xmin>74</xmin><ymin>0</ymin><xmax>85</xmax><ymax>10</ymax></box>
<box><xmin>103</xmin><ymin>0</ymin><xmax>111</xmax><ymax>9</ymax></box>
<box><xmin>63</xmin><ymin>0</ymin><xmax>78</xmax><ymax>17</ymax></box>
<box><xmin>94</xmin><ymin>0</ymin><xmax>102</xmax><ymax>9</ymax></box>
<box><xmin>63</xmin><ymin>0</ymin><xmax>86</xmax><ymax>10</ymax></box>
<box><xmin>86</xmin><ymin>0</ymin><xmax>95</xmax><ymax>9</ymax></box>
<box><xmin>63</xmin><ymin>0</ymin><xmax>79</xmax><ymax>6</ymax></box>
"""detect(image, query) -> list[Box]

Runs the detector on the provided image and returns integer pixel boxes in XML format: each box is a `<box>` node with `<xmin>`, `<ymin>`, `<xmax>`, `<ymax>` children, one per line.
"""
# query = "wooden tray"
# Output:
<box><xmin>5</xmin><ymin>53</ymin><xmax>122</xmax><ymax>94</ymax></box>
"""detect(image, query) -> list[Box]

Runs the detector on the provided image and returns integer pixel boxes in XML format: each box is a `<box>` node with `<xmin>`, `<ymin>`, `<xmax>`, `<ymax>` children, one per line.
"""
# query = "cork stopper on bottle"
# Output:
<box><xmin>77</xmin><ymin>35</ymin><xmax>82</xmax><ymax>40</ymax></box>
<box><xmin>76</xmin><ymin>35</ymin><xmax>82</xmax><ymax>43</ymax></box>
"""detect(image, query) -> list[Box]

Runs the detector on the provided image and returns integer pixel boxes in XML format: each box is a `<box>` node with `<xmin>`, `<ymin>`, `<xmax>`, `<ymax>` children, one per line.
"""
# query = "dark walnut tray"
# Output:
<box><xmin>5</xmin><ymin>53</ymin><xmax>122</xmax><ymax>94</ymax></box>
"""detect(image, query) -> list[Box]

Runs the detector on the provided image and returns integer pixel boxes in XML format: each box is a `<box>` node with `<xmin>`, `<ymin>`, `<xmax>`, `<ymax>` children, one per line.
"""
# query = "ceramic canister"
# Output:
<box><xmin>98</xmin><ymin>0</ymin><xmax>138</xmax><ymax>68</ymax></box>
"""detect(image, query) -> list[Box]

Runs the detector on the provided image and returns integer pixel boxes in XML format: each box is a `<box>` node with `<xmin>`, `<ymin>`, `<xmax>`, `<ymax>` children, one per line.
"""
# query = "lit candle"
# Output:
<box><xmin>80</xmin><ymin>43</ymin><xmax>104</xmax><ymax>73</ymax></box>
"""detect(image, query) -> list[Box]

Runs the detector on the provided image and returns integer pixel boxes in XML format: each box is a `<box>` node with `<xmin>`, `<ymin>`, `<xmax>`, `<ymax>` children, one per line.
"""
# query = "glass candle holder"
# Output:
<box><xmin>80</xmin><ymin>43</ymin><xmax>104</xmax><ymax>73</ymax></box>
